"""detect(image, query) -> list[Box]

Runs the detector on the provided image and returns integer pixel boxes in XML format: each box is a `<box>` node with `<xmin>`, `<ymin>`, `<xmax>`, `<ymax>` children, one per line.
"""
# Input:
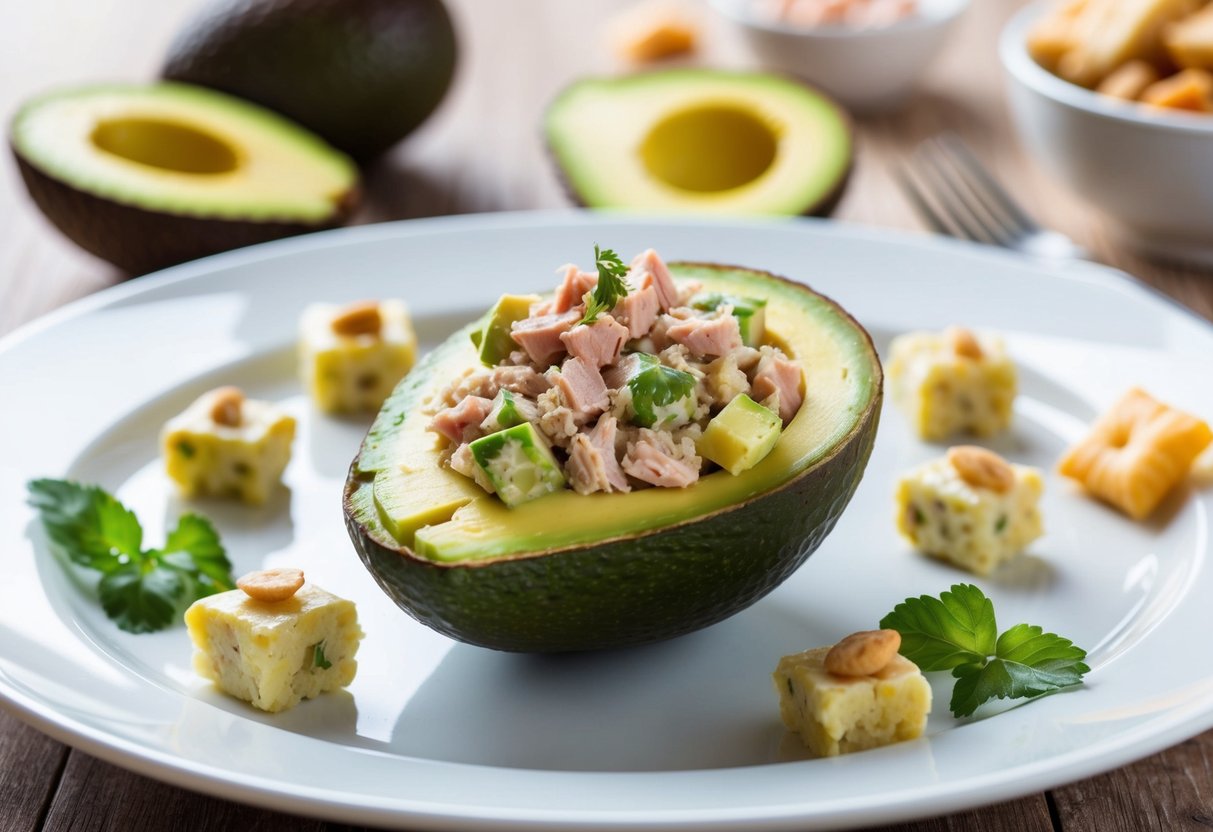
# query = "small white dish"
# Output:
<box><xmin>2</xmin><ymin>212</ymin><xmax>1213</xmax><ymax>830</ymax></box>
<box><xmin>1001</xmin><ymin>2</ymin><xmax>1213</xmax><ymax>266</ymax></box>
<box><xmin>710</xmin><ymin>0</ymin><xmax>971</xmax><ymax>114</ymax></box>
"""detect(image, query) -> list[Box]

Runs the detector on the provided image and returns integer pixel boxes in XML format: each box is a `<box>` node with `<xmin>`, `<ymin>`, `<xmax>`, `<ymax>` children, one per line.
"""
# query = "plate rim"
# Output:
<box><xmin>3</xmin><ymin>210</ymin><xmax>1213</xmax><ymax>830</ymax></box>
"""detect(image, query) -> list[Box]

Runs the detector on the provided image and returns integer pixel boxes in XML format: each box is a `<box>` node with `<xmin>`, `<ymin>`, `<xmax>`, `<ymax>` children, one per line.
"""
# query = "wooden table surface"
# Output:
<box><xmin>3</xmin><ymin>0</ymin><xmax>1212</xmax><ymax>829</ymax></box>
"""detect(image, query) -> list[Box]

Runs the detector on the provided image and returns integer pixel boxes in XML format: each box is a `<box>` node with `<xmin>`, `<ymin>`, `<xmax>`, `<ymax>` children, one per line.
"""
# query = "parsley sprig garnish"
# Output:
<box><xmin>27</xmin><ymin>479</ymin><xmax>234</xmax><ymax>634</ymax></box>
<box><xmin>880</xmin><ymin>583</ymin><xmax>1089</xmax><ymax>718</ymax></box>
<box><xmin>580</xmin><ymin>245</ymin><xmax>631</xmax><ymax>325</ymax></box>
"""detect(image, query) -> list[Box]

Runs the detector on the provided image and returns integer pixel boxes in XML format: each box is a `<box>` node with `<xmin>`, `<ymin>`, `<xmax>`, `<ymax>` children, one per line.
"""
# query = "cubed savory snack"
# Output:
<box><xmin>1058</xmin><ymin>387</ymin><xmax>1212</xmax><ymax>519</ymax></box>
<box><xmin>300</xmin><ymin>299</ymin><xmax>417</xmax><ymax>413</ymax></box>
<box><xmin>185</xmin><ymin>568</ymin><xmax>362</xmax><ymax>713</ymax></box>
<box><xmin>887</xmin><ymin>326</ymin><xmax>1017</xmax><ymax>441</ymax></box>
<box><xmin>1028</xmin><ymin>0</ymin><xmax>1213</xmax><ymax>115</ymax></box>
<box><xmin>896</xmin><ymin>446</ymin><xmax>1044</xmax><ymax>575</ymax></box>
<box><xmin>773</xmin><ymin>630</ymin><xmax>931</xmax><ymax>758</ymax></box>
<box><xmin>162</xmin><ymin>386</ymin><xmax>295</xmax><ymax>505</ymax></box>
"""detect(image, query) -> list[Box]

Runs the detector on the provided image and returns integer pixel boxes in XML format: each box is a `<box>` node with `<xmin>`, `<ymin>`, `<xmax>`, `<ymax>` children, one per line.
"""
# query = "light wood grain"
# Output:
<box><xmin>2</xmin><ymin>0</ymin><xmax>1212</xmax><ymax>829</ymax></box>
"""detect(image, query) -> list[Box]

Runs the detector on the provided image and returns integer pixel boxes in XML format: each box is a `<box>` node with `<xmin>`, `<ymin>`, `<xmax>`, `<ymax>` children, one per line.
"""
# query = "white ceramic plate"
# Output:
<box><xmin>3</xmin><ymin>213</ymin><xmax>1212</xmax><ymax>831</ymax></box>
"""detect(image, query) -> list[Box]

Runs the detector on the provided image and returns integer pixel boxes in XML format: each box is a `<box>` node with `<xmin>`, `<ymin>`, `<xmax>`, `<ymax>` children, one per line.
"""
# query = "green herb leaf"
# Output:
<box><xmin>313</xmin><ymin>641</ymin><xmax>333</xmax><ymax>670</ymax></box>
<box><xmin>27</xmin><ymin>479</ymin><xmax>234</xmax><ymax>633</ymax></box>
<box><xmin>626</xmin><ymin>353</ymin><xmax>697</xmax><ymax>428</ymax></box>
<box><xmin>27</xmin><ymin>479</ymin><xmax>143</xmax><ymax>572</ymax></box>
<box><xmin>881</xmin><ymin>584</ymin><xmax>1089</xmax><ymax>718</ymax></box>
<box><xmin>580</xmin><ymin>245</ymin><xmax>630</xmax><ymax>325</ymax></box>
<box><xmin>879</xmin><ymin>583</ymin><xmax>997</xmax><ymax>672</ymax></box>
<box><xmin>98</xmin><ymin>562</ymin><xmax>184</xmax><ymax>634</ymax></box>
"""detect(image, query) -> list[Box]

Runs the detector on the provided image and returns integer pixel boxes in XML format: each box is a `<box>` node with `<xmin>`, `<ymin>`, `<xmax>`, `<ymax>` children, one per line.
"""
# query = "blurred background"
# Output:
<box><xmin>2</xmin><ymin>0</ymin><xmax>1210</xmax><ymax>338</ymax></box>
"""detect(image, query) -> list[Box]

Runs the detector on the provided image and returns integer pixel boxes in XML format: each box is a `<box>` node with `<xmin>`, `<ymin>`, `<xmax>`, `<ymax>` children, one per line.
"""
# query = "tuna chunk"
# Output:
<box><xmin>612</xmin><ymin>284</ymin><xmax>660</xmax><ymax>339</ymax></box>
<box><xmin>666</xmin><ymin>312</ymin><xmax>742</xmax><ymax>358</ymax></box>
<box><xmin>560</xmin><ymin>315</ymin><xmax>628</xmax><ymax>369</ymax></box>
<box><xmin>553</xmin><ymin>357</ymin><xmax>609</xmax><ymax>422</ymax></box>
<box><xmin>567</xmin><ymin>416</ymin><xmax>631</xmax><ymax>494</ymax></box>
<box><xmin>492</xmin><ymin>365</ymin><xmax>551</xmax><ymax>398</ymax></box>
<box><xmin>553</xmin><ymin>265</ymin><xmax>598</xmax><ymax>313</ymax></box>
<box><xmin>629</xmin><ymin>249</ymin><xmax>678</xmax><ymax>311</ymax></box>
<box><xmin>510</xmin><ymin>308</ymin><xmax>581</xmax><ymax>366</ymax></box>
<box><xmin>623</xmin><ymin>439</ymin><xmax>700</xmax><ymax>488</ymax></box>
<box><xmin>752</xmin><ymin>353</ymin><xmax>804</xmax><ymax>424</ymax></box>
<box><xmin>429</xmin><ymin>395</ymin><xmax>494</xmax><ymax>443</ymax></box>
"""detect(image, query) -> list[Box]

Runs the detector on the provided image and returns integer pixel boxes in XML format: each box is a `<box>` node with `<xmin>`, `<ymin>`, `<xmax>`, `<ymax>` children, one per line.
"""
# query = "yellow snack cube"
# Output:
<box><xmin>301</xmin><ymin>299</ymin><xmax>417</xmax><ymax>414</ymax></box>
<box><xmin>1058</xmin><ymin>387</ymin><xmax>1212</xmax><ymax>520</ymax></box>
<box><xmin>887</xmin><ymin>327</ymin><xmax>1017</xmax><ymax>441</ymax></box>
<box><xmin>162</xmin><ymin>387</ymin><xmax>295</xmax><ymax>505</ymax></box>
<box><xmin>895</xmin><ymin>450</ymin><xmax>1044</xmax><ymax>575</ymax></box>
<box><xmin>185</xmin><ymin>583</ymin><xmax>362</xmax><ymax>713</ymax></box>
<box><xmin>773</xmin><ymin>647</ymin><xmax>932</xmax><ymax>758</ymax></box>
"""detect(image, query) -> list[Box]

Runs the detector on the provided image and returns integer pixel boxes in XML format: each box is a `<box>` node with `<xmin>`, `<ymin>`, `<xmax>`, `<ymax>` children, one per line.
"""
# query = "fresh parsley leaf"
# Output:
<box><xmin>98</xmin><ymin>563</ymin><xmax>185</xmax><ymax>634</ymax></box>
<box><xmin>881</xmin><ymin>584</ymin><xmax>1089</xmax><ymax>718</ymax></box>
<box><xmin>313</xmin><ymin>641</ymin><xmax>333</xmax><ymax>670</ymax></box>
<box><xmin>161</xmin><ymin>514</ymin><xmax>233</xmax><ymax>594</ymax></box>
<box><xmin>626</xmin><ymin>353</ymin><xmax>697</xmax><ymax>428</ymax></box>
<box><xmin>580</xmin><ymin>245</ymin><xmax>630</xmax><ymax>325</ymax></box>
<box><xmin>27</xmin><ymin>479</ymin><xmax>143</xmax><ymax>572</ymax></box>
<box><xmin>879</xmin><ymin>583</ymin><xmax>997</xmax><ymax>672</ymax></box>
<box><xmin>951</xmin><ymin>624</ymin><xmax>1088</xmax><ymax>717</ymax></box>
<box><xmin>27</xmin><ymin>479</ymin><xmax>234</xmax><ymax>634</ymax></box>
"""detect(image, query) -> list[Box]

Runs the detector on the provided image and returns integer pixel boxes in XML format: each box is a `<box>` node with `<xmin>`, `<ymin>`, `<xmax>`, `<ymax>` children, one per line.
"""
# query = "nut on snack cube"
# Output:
<box><xmin>300</xmin><ymin>299</ymin><xmax>417</xmax><ymax>413</ymax></box>
<box><xmin>162</xmin><ymin>387</ymin><xmax>295</xmax><ymax>505</ymax></box>
<box><xmin>185</xmin><ymin>583</ymin><xmax>362</xmax><ymax>713</ymax></box>
<box><xmin>773</xmin><ymin>646</ymin><xmax>931</xmax><ymax>757</ymax></box>
<box><xmin>895</xmin><ymin>447</ymin><xmax>1044</xmax><ymax>576</ymax></box>
<box><xmin>887</xmin><ymin>327</ymin><xmax>1016</xmax><ymax>441</ymax></box>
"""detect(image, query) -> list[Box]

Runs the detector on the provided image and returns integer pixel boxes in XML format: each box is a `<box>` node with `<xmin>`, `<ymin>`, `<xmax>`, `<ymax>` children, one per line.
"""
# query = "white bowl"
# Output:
<box><xmin>710</xmin><ymin>0</ymin><xmax>971</xmax><ymax>114</ymax></box>
<box><xmin>1001</xmin><ymin>2</ymin><xmax>1213</xmax><ymax>266</ymax></box>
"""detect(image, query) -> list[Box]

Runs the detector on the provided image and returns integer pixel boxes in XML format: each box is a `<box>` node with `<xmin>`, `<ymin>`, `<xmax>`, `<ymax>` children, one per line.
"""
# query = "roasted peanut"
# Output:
<box><xmin>824</xmin><ymin>629</ymin><xmax>902</xmax><ymax>677</ymax></box>
<box><xmin>331</xmin><ymin>301</ymin><xmax>382</xmax><ymax>337</ymax></box>
<box><xmin>948</xmin><ymin>445</ymin><xmax>1015</xmax><ymax>493</ymax></box>
<box><xmin>237</xmin><ymin>568</ymin><xmax>305</xmax><ymax>603</ymax></box>
<box><xmin>946</xmin><ymin>326</ymin><xmax>983</xmax><ymax>360</ymax></box>
<box><xmin>209</xmin><ymin>386</ymin><xmax>245</xmax><ymax>427</ymax></box>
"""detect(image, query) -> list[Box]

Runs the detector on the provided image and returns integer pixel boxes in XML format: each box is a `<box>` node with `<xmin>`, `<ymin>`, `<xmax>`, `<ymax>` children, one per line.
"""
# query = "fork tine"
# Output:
<box><xmin>936</xmin><ymin>134</ymin><xmax>1038</xmax><ymax>234</ymax></box>
<box><xmin>908</xmin><ymin>148</ymin><xmax>1002</xmax><ymax>246</ymax></box>
<box><xmin>895</xmin><ymin>168</ymin><xmax>957</xmax><ymax>238</ymax></box>
<box><xmin>917</xmin><ymin>141</ymin><xmax>1016</xmax><ymax>246</ymax></box>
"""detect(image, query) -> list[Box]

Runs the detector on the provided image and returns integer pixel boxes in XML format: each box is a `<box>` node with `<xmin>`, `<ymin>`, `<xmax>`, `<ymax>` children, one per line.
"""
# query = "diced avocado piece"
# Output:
<box><xmin>480</xmin><ymin>389</ymin><xmax>539</xmax><ymax>433</ymax></box>
<box><xmin>624</xmin><ymin>353</ymin><xmax>698</xmax><ymax>429</ymax></box>
<box><xmin>469</xmin><ymin>423</ymin><xmax>566</xmax><ymax>507</ymax></box>
<box><xmin>698</xmin><ymin>394</ymin><xmax>782</xmax><ymax>475</ymax></box>
<box><xmin>473</xmin><ymin>294</ymin><xmax>541</xmax><ymax>366</ymax></box>
<box><xmin>690</xmin><ymin>291</ymin><xmax>767</xmax><ymax>346</ymax></box>
<box><xmin>373</xmin><ymin>465</ymin><xmax>478</xmax><ymax>545</ymax></box>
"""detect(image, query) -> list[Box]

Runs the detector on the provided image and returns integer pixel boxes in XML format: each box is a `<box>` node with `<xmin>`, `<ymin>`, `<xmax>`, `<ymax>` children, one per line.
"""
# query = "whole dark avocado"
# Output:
<box><xmin>344</xmin><ymin>263</ymin><xmax>883</xmax><ymax>653</ymax></box>
<box><xmin>162</xmin><ymin>0</ymin><xmax>457</xmax><ymax>162</ymax></box>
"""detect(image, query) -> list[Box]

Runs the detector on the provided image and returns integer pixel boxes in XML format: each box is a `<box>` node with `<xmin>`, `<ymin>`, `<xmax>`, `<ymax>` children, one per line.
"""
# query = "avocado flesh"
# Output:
<box><xmin>356</xmin><ymin>264</ymin><xmax>877</xmax><ymax>562</ymax></box>
<box><xmin>545</xmin><ymin>70</ymin><xmax>852</xmax><ymax>216</ymax></box>
<box><xmin>10</xmin><ymin>83</ymin><xmax>358</xmax><ymax>274</ymax></box>
<box><xmin>344</xmin><ymin>264</ymin><xmax>882</xmax><ymax>652</ymax></box>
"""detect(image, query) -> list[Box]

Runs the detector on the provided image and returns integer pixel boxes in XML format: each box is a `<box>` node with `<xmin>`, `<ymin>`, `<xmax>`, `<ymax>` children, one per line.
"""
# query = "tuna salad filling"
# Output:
<box><xmin>425</xmin><ymin>248</ymin><xmax>805</xmax><ymax>506</ymax></box>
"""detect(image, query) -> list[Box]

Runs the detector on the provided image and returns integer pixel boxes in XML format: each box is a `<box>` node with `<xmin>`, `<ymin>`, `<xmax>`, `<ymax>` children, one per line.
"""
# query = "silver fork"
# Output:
<box><xmin>897</xmin><ymin>134</ymin><xmax>1092</xmax><ymax>262</ymax></box>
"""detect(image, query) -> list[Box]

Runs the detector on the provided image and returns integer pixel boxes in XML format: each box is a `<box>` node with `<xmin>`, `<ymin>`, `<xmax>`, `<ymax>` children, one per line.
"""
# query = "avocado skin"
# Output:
<box><xmin>162</xmin><ymin>0</ymin><xmax>457</xmax><ymax>162</ymax></box>
<box><xmin>11</xmin><ymin>151</ymin><xmax>357</xmax><ymax>276</ymax></box>
<box><xmin>343</xmin><ymin>264</ymin><xmax>882</xmax><ymax>653</ymax></box>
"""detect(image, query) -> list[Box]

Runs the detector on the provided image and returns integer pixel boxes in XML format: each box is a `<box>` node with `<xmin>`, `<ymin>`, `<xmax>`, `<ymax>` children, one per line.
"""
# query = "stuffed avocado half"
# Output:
<box><xmin>344</xmin><ymin>262</ymin><xmax>882</xmax><ymax>652</ymax></box>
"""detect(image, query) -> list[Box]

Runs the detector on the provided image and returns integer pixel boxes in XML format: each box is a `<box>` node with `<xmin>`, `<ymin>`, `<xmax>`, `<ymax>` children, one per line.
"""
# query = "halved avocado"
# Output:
<box><xmin>544</xmin><ymin>70</ymin><xmax>853</xmax><ymax>216</ymax></box>
<box><xmin>10</xmin><ymin>83</ymin><xmax>359</xmax><ymax>275</ymax></box>
<box><xmin>344</xmin><ymin>264</ymin><xmax>881</xmax><ymax>653</ymax></box>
